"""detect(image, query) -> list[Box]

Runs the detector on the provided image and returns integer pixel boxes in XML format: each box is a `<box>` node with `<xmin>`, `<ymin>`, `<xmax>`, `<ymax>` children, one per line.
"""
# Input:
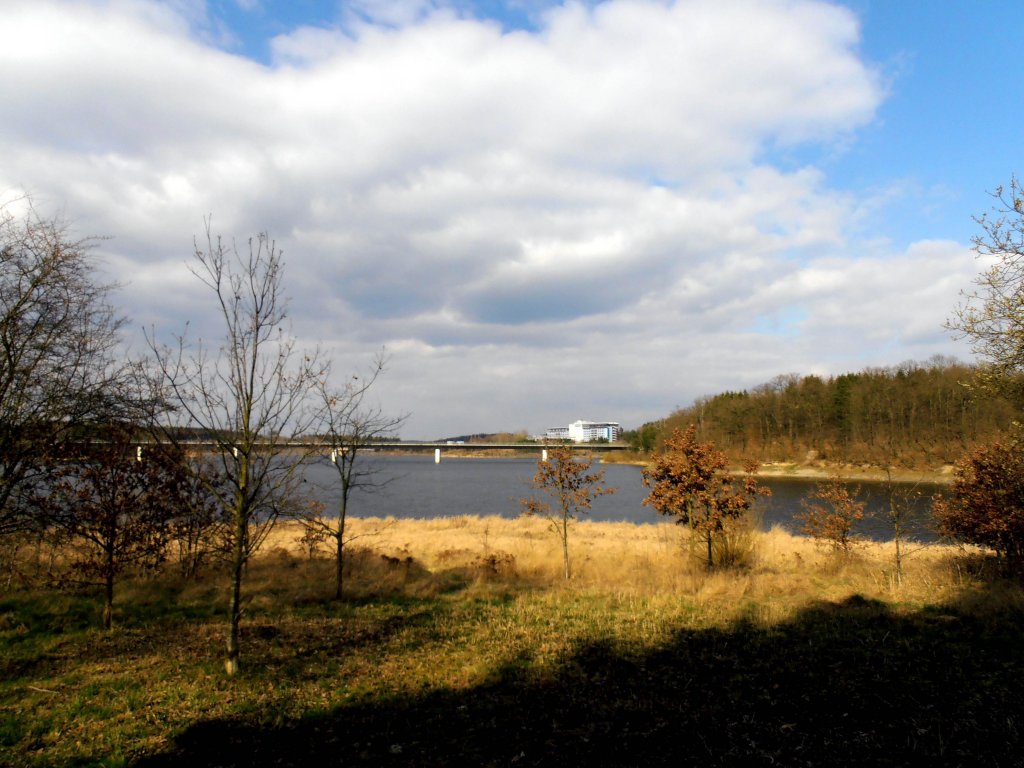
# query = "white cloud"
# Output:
<box><xmin>0</xmin><ymin>0</ymin><xmax>976</xmax><ymax>437</ymax></box>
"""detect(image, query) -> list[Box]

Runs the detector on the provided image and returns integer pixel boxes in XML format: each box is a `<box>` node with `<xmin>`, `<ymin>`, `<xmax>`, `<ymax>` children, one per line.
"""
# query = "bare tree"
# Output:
<box><xmin>167</xmin><ymin>454</ymin><xmax>230</xmax><ymax>579</ymax></box>
<box><xmin>521</xmin><ymin>445</ymin><xmax>615</xmax><ymax>580</ymax></box>
<box><xmin>147</xmin><ymin>223</ymin><xmax>326</xmax><ymax>675</ymax></box>
<box><xmin>948</xmin><ymin>177</ymin><xmax>1024</xmax><ymax>400</ymax></box>
<box><xmin>872</xmin><ymin>436</ymin><xmax>933</xmax><ymax>588</ymax></box>
<box><xmin>879</xmin><ymin>468</ymin><xmax>932</xmax><ymax>587</ymax></box>
<box><xmin>302</xmin><ymin>352</ymin><xmax>406</xmax><ymax>599</ymax></box>
<box><xmin>0</xmin><ymin>202</ymin><xmax>129</xmax><ymax>537</ymax></box>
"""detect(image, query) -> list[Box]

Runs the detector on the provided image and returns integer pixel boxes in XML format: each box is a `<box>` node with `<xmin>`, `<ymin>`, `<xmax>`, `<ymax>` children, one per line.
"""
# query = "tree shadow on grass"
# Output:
<box><xmin>133</xmin><ymin>594</ymin><xmax>1024</xmax><ymax>767</ymax></box>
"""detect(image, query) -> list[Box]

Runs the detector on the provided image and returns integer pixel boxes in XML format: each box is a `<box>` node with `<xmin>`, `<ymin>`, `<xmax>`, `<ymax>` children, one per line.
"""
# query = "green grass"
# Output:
<box><xmin>1</xmin><ymin>541</ymin><xmax>1023</xmax><ymax>766</ymax></box>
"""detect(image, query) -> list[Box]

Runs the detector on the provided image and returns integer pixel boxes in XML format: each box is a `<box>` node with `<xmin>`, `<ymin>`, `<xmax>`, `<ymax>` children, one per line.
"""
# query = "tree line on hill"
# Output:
<box><xmin>623</xmin><ymin>358</ymin><xmax>1022</xmax><ymax>468</ymax></box>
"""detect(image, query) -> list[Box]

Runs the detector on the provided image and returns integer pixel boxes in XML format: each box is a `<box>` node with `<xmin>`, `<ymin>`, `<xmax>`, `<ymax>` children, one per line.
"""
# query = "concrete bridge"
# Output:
<box><xmin>130</xmin><ymin>438</ymin><xmax>629</xmax><ymax>463</ymax></box>
<box><xmin>363</xmin><ymin>441</ymin><xmax>629</xmax><ymax>452</ymax></box>
<box><xmin>321</xmin><ymin>440</ymin><xmax>630</xmax><ymax>463</ymax></box>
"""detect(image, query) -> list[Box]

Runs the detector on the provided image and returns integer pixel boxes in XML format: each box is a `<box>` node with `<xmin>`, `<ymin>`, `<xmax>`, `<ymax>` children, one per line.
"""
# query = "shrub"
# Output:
<box><xmin>934</xmin><ymin>439</ymin><xmax>1024</xmax><ymax>574</ymax></box>
<box><xmin>797</xmin><ymin>475</ymin><xmax>864</xmax><ymax>554</ymax></box>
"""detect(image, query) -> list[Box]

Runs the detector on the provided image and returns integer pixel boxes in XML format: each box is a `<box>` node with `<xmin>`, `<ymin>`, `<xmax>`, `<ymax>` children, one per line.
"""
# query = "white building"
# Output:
<box><xmin>545</xmin><ymin>426</ymin><xmax>571</xmax><ymax>441</ymax></box>
<box><xmin>545</xmin><ymin>420</ymin><xmax>621</xmax><ymax>443</ymax></box>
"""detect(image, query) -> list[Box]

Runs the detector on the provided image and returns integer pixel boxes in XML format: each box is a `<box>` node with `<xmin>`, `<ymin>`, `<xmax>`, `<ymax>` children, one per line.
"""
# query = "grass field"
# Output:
<box><xmin>2</xmin><ymin>516</ymin><xmax>1023</xmax><ymax>766</ymax></box>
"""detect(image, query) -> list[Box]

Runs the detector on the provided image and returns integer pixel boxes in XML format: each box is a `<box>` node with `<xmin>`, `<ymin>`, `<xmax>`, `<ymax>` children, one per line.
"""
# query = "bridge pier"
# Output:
<box><xmin>434</xmin><ymin>448</ymin><xmax>441</xmax><ymax>464</ymax></box>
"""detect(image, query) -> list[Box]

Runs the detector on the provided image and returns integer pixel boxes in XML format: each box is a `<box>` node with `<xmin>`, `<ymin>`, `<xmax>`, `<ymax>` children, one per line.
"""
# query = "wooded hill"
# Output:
<box><xmin>625</xmin><ymin>357</ymin><xmax>1022</xmax><ymax>469</ymax></box>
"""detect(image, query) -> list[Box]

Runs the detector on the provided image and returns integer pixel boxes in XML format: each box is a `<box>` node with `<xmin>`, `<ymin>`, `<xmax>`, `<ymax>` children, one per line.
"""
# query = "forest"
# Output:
<box><xmin>624</xmin><ymin>357</ymin><xmax>1023</xmax><ymax>468</ymax></box>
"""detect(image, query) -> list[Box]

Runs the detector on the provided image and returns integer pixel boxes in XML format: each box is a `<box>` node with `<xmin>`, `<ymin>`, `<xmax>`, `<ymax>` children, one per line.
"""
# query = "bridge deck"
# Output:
<box><xmin>135</xmin><ymin>439</ymin><xmax>628</xmax><ymax>452</ymax></box>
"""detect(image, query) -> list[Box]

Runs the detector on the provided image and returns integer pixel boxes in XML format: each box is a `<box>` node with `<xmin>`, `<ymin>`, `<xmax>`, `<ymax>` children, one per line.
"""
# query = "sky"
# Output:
<box><xmin>3</xmin><ymin>0</ymin><xmax>1023</xmax><ymax>439</ymax></box>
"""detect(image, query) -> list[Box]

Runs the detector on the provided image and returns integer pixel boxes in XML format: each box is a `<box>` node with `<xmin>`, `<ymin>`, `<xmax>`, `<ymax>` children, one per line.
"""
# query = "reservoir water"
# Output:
<box><xmin>303</xmin><ymin>455</ymin><xmax>943</xmax><ymax>542</ymax></box>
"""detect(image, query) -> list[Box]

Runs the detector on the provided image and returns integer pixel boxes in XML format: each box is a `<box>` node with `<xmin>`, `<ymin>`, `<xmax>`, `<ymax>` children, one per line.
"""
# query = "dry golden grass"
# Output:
<box><xmin>264</xmin><ymin>515</ymin><xmax>982</xmax><ymax>626</ymax></box>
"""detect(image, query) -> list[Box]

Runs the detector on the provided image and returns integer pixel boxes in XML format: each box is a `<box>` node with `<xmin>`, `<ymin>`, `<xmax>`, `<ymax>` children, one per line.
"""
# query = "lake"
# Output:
<box><xmin>302</xmin><ymin>455</ymin><xmax>944</xmax><ymax>542</ymax></box>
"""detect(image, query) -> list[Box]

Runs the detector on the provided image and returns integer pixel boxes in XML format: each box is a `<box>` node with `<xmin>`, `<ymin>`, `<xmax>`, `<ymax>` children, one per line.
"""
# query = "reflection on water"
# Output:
<box><xmin>301</xmin><ymin>455</ymin><xmax>945</xmax><ymax>542</ymax></box>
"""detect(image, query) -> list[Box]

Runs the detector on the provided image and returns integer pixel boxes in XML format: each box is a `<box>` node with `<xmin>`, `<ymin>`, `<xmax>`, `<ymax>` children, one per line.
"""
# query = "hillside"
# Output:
<box><xmin>624</xmin><ymin>358</ymin><xmax>1021</xmax><ymax>470</ymax></box>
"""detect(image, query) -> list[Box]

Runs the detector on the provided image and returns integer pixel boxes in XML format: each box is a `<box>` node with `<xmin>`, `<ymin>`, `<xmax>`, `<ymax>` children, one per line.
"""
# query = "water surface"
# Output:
<box><xmin>303</xmin><ymin>455</ymin><xmax>943</xmax><ymax>542</ymax></box>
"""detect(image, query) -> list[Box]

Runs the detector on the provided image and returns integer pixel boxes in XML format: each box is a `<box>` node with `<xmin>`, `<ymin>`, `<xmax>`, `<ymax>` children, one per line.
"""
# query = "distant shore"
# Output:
<box><xmin>375</xmin><ymin>447</ymin><xmax>956</xmax><ymax>484</ymax></box>
<box><xmin>601</xmin><ymin>454</ymin><xmax>954</xmax><ymax>484</ymax></box>
<box><xmin>752</xmin><ymin>462</ymin><xmax>954</xmax><ymax>484</ymax></box>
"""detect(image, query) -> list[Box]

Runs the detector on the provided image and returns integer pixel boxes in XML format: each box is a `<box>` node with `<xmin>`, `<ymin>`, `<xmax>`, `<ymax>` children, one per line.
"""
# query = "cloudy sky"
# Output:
<box><xmin>3</xmin><ymin>0</ymin><xmax>1022</xmax><ymax>439</ymax></box>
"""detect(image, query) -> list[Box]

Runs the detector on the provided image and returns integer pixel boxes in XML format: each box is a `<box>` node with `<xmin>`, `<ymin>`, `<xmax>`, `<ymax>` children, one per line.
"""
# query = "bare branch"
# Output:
<box><xmin>302</xmin><ymin>350</ymin><xmax>407</xmax><ymax>599</ymax></box>
<box><xmin>147</xmin><ymin>223</ymin><xmax>326</xmax><ymax>674</ymax></box>
<box><xmin>0</xmin><ymin>200</ymin><xmax>132</xmax><ymax>537</ymax></box>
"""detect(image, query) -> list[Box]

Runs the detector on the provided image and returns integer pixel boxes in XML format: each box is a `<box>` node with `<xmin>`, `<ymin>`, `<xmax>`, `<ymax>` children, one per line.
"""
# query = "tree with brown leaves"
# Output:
<box><xmin>797</xmin><ymin>474</ymin><xmax>864</xmax><ymax>554</ymax></box>
<box><xmin>934</xmin><ymin>437</ymin><xmax>1024</xmax><ymax>574</ymax></box>
<box><xmin>46</xmin><ymin>430</ymin><xmax>186</xmax><ymax>630</ymax></box>
<box><xmin>642</xmin><ymin>425</ymin><xmax>768</xmax><ymax>569</ymax></box>
<box><xmin>521</xmin><ymin>445</ymin><xmax>615</xmax><ymax>580</ymax></box>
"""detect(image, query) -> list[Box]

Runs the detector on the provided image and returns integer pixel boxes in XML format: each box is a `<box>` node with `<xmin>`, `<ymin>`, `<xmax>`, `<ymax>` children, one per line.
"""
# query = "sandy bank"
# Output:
<box><xmin>602</xmin><ymin>455</ymin><xmax>955</xmax><ymax>484</ymax></box>
<box><xmin>752</xmin><ymin>462</ymin><xmax>954</xmax><ymax>484</ymax></box>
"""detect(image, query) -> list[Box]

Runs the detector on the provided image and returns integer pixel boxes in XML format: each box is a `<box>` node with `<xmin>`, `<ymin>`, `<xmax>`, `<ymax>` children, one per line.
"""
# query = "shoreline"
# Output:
<box><xmin>751</xmin><ymin>462</ymin><xmax>954</xmax><ymax>484</ymax></box>
<box><xmin>602</xmin><ymin>455</ymin><xmax>954</xmax><ymax>484</ymax></box>
<box><xmin>370</xmin><ymin>449</ymin><xmax>955</xmax><ymax>484</ymax></box>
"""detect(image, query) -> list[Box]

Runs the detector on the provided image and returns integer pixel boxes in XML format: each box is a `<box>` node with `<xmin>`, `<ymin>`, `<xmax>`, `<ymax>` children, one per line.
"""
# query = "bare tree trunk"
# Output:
<box><xmin>103</xmin><ymin>552</ymin><xmax>114</xmax><ymax>631</ymax></box>
<box><xmin>894</xmin><ymin>536</ymin><xmax>903</xmax><ymax>587</ymax></box>
<box><xmin>334</xmin><ymin>488</ymin><xmax>349</xmax><ymax>600</ymax></box>
<box><xmin>225</xmin><ymin>512</ymin><xmax>246</xmax><ymax>676</ymax></box>
<box><xmin>334</xmin><ymin>530</ymin><xmax>344</xmax><ymax>600</ymax></box>
<box><xmin>562</xmin><ymin>517</ymin><xmax>571</xmax><ymax>580</ymax></box>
